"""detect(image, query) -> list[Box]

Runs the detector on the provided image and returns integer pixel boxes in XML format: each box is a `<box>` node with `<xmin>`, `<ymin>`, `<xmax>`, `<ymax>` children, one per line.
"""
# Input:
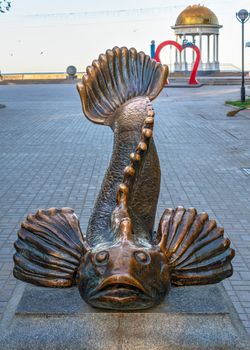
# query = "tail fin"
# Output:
<box><xmin>77</xmin><ymin>46</ymin><xmax>168</xmax><ymax>125</ymax></box>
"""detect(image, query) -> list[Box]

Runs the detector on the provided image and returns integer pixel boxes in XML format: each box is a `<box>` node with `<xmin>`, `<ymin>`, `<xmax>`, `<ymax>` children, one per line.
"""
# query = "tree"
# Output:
<box><xmin>0</xmin><ymin>1</ymin><xmax>11</xmax><ymax>13</ymax></box>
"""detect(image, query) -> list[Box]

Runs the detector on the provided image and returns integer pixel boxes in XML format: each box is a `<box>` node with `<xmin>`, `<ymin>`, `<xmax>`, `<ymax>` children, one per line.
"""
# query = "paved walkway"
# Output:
<box><xmin>0</xmin><ymin>84</ymin><xmax>250</xmax><ymax>334</ymax></box>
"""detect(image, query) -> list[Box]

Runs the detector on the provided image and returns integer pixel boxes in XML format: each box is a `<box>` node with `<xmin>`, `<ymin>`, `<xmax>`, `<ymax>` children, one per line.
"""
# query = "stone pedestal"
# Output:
<box><xmin>0</xmin><ymin>283</ymin><xmax>249</xmax><ymax>350</ymax></box>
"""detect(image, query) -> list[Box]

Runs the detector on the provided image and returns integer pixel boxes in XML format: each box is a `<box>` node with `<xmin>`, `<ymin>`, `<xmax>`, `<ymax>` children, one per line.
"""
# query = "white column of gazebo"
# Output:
<box><xmin>175</xmin><ymin>32</ymin><xmax>219</xmax><ymax>71</ymax></box>
<box><xmin>172</xmin><ymin>24</ymin><xmax>222</xmax><ymax>72</ymax></box>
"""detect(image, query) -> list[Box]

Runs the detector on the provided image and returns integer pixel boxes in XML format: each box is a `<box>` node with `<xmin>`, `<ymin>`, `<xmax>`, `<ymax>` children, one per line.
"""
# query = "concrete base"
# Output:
<box><xmin>173</xmin><ymin>70</ymin><xmax>220</xmax><ymax>76</ymax></box>
<box><xmin>166</xmin><ymin>82</ymin><xmax>204</xmax><ymax>88</ymax></box>
<box><xmin>0</xmin><ymin>283</ymin><xmax>249</xmax><ymax>350</ymax></box>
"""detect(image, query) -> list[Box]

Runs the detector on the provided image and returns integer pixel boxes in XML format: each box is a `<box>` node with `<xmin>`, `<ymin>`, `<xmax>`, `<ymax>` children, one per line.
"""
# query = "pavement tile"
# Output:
<box><xmin>0</xmin><ymin>84</ymin><xmax>250</xmax><ymax>333</ymax></box>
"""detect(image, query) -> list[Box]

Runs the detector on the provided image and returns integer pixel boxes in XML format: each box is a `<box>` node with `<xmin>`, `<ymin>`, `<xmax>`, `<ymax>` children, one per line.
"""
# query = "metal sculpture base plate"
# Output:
<box><xmin>0</xmin><ymin>283</ymin><xmax>249</xmax><ymax>350</ymax></box>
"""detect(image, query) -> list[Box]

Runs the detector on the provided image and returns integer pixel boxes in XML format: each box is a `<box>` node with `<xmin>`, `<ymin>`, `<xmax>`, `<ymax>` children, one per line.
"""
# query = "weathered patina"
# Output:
<box><xmin>13</xmin><ymin>47</ymin><xmax>234</xmax><ymax>310</ymax></box>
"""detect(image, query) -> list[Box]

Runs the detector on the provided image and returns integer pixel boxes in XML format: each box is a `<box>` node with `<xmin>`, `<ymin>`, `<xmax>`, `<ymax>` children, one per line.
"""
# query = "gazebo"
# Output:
<box><xmin>171</xmin><ymin>4</ymin><xmax>222</xmax><ymax>73</ymax></box>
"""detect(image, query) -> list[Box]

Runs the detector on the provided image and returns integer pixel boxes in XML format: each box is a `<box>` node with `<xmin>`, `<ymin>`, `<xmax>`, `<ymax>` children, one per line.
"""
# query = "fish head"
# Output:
<box><xmin>76</xmin><ymin>238</ymin><xmax>170</xmax><ymax>310</ymax></box>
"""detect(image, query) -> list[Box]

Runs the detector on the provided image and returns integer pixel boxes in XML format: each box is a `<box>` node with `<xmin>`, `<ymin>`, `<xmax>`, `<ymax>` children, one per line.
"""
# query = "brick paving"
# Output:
<box><xmin>0</xmin><ymin>84</ymin><xmax>250</xmax><ymax>334</ymax></box>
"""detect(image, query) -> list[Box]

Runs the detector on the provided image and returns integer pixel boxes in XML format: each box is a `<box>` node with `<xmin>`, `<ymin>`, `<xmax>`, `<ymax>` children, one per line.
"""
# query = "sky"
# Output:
<box><xmin>1</xmin><ymin>0</ymin><xmax>250</xmax><ymax>73</ymax></box>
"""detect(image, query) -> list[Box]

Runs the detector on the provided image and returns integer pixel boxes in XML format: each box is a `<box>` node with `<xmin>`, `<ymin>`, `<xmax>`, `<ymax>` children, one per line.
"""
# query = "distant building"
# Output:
<box><xmin>171</xmin><ymin>5</ymin><xmax>222</xmax><ymax>73</ymax></box>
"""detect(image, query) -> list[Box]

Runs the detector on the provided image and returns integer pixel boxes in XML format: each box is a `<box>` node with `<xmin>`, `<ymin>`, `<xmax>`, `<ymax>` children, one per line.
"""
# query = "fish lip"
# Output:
<box><xmin>96</xmin><ymin>275</ymin><xmax>147</xmax><ymax>294</ymax></box>
<box><xmin>97</xmin><ymin>295</ymin><xmax>139</xmax><ymax>304</ymax></box>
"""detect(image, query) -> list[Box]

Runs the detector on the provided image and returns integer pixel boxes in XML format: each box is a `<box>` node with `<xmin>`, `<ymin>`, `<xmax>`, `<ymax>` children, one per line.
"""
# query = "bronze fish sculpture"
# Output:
<box><xmin>13</xmin><ymin>47</ymin><xmax>234</xmax><ymax>311</ymax></box>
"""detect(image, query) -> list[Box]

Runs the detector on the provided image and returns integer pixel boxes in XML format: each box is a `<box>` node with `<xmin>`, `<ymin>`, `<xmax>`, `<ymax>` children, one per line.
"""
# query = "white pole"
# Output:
<box><xmin>184</xmin><ymin>34</ymin><xmax>187</xmax><ymax>71</ymax></box>
<box><xmin>199</xmin><ymin>33</ymin><xmax>202</xmax><ymax>60</ymax></box>
<box><xmin>213</xmin><ymin>34</ymin><xmax>216</xmax><ymax>65</ymax></box>
<box><xmin>199</xmin><ymin>32</ymin><xmax>203</xmax><ymax>70</ymax></box>
<box><xmin>175</xmin><ymin>35</ymin><xmax>178</xmax><ymax>67</ymax></box>
<box><xmin>192</xmin><ymin>35</ymin><xmax>195</xmax><ymax>63</ymax></box>
<box><xmin>179</xmin><ymin>35</ymin><xmax>183</xmax><ymax>70</ymax></box>
<box><xmin>207</xmin><ymin>35</ymin><xmax>210</xmax><ymax>63</ymax></box>
<box><xmin>216</xmin><ymin>34</ymin><xmax>219</xmax><ymax>62</ymax></box>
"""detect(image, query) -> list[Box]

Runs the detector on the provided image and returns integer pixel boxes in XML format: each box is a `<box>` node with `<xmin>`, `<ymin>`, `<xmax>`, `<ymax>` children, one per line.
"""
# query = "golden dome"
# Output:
<box><xmin>175</xmin><ymin>5</ymin><xmax>219</xmax><ymax>26</ymax></box>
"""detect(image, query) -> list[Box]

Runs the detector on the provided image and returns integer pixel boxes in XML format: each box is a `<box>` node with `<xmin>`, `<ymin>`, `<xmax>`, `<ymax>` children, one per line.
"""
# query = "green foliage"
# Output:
<box><xmin>0</xmin><ymin>0</ymin><xmax>11</xmax><ymax>13</ymax></box>
<box><xmin>225</xmin><ymin>99</ymin><xmax>250</xmax><ymax>109</ymax></box>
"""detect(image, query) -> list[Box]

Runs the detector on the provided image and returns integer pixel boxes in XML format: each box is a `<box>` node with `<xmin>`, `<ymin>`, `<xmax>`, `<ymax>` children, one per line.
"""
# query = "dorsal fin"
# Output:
<box><xmin>111</xmin><ymin>102</ymin><xmax>155</xmax><ymax>239</ymax></box>
<box><xmin>77</xmin><ymin>47</ymin><xmax>168</xmax><ymax>125</ymax></box>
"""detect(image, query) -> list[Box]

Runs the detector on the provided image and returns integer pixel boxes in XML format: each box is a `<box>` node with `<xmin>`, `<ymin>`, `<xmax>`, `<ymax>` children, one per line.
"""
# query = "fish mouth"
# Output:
<box><xmin>89</xmin><ymin>275</ymin><xmax>148</xmax><ymax>303</ymax></box>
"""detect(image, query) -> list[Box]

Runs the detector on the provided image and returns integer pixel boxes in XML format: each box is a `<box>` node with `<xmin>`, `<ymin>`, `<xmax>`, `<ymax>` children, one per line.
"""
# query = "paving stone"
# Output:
<box><xmin>0</xmin><ymin>84</ymin><xmax>250</xmax><ymax>335</ymax></box>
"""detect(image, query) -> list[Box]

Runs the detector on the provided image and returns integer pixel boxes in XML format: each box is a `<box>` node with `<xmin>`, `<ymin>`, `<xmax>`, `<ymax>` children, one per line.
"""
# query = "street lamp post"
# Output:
<box><xmin>236</xmin><ymin>9</ymin><xmax>250</xmax><ymax>102</ymax></box>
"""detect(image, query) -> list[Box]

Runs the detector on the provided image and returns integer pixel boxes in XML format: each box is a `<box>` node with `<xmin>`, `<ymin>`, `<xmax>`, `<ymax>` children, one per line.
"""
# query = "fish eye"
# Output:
<box><xmin>95</xmin><ymin>251</ymin><xmax>109</xmax><ymax>265</ymax></box>
<box><xmin>134</xmin><ymin>251</ymin><xmax>150</xmax><ymax>264</ymax></box>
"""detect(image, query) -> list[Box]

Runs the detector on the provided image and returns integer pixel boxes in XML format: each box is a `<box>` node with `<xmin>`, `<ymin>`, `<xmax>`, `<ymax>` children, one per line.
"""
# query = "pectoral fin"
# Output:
<box><xmin>157</xmin><ymin>207</ymin><xmax>235</xmax><ymax>286</ymax></box>
<box><xmin>13</xmin><ymin>208</ymin><xmax>90</xmax><ymax>288</ymax></box>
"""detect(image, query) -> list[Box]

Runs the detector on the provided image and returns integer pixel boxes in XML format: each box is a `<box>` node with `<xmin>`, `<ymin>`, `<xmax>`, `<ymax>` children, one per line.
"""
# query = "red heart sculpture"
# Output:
<box><xmin>154</xmin><ymin>40</ymin><xmax>201</xmax><ymax>85</ymax></box>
